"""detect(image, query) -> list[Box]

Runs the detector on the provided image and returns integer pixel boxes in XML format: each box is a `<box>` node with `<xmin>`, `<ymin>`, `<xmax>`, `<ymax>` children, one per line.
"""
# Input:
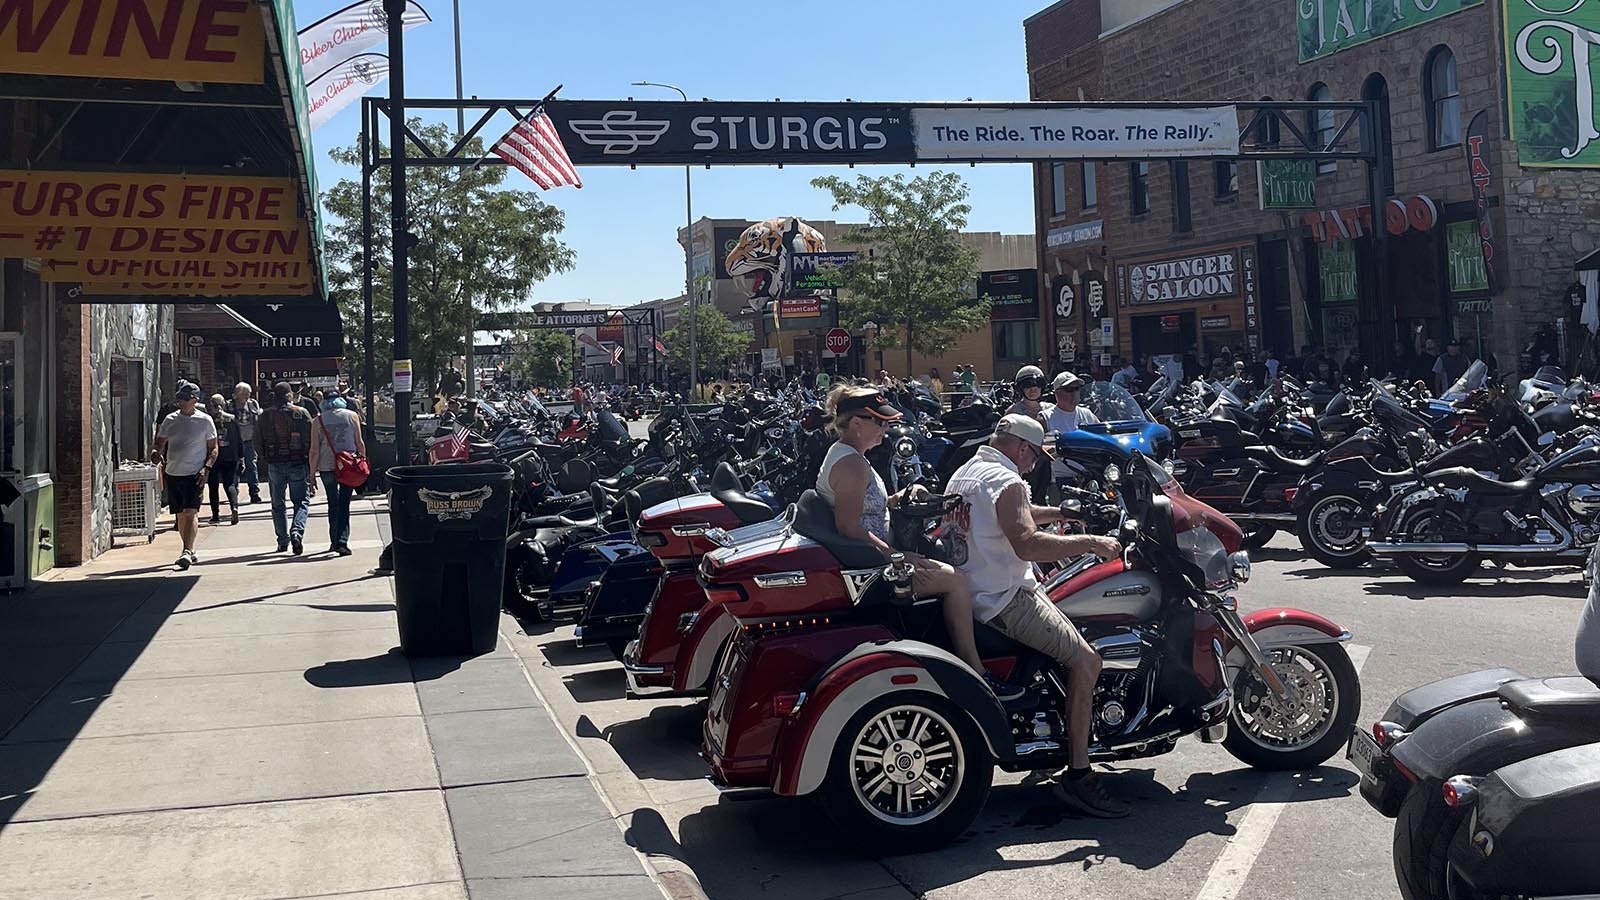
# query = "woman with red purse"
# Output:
<box><xmin>309</xmin><ymin>389</ymin><xmax>368</xmax><ymax>556</ymax></box>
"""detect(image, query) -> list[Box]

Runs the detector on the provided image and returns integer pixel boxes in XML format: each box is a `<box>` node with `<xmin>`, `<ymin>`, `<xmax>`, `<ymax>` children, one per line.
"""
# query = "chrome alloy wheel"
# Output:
<box><xmin>1235</xmin><ymin>647</ymin><xmax>1338</xmax><ymax>751</ymax></box>
<box><xmin>848</xmin><ymin>704</ymin><xmax>965</xmax><ymax>826</ymax></box>
<box><xmin>1308</xmin><ymin>495</ymin><xmax>1365</xmax><ymax>556</ymax></box>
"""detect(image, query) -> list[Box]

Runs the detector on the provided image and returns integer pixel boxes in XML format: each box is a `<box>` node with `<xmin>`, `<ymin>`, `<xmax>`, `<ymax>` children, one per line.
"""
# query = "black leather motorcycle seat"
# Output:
<box><xmin>1242</xmin><ymin>445</ymin><xmax>1324</xmax><ymax>471</ymax></box>
<box><xmin>1430</xmin><ymin>467</ymin><xmax>1538</xmax><ymax>496</ymax></box>
<box><xmin>522</xmin><ymin>512</ymin><xmax>597</xmax><ymax>530</ymax></box>
<box><xmin>1498</xmin><ymin>676</ymin><xmax>1600</xmax><ymax>721</ymax></box>
<box><xmin>792</xmin><ymin>490</ymin><xmax>888</xmax><ymax>570</ymax></box>
<box><xmin>714</xmin><ymin>489</ymin><xmax>777</xmax><ymax>525</ymax></box>
<box><xmin>710</xmin><ymin>461</ymin><xmax>743</xmax><ymax>494</ymax></box>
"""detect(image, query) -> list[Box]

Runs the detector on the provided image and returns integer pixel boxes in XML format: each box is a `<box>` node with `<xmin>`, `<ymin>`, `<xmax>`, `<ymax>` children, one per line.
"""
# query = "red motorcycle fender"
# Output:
<box><xmin>1224</xmin><ymin>607</ymin><xmax>1352</xmax><ymax>674</ymax></box>
<box><xmin>773</xmin><ymin>640</ymin><xmax>1010</xmax><ymax>797</ymax></box>
<box><xmin>673</xmin><ymin>603</ymin><xmax>734</xmax><ymax>694</ymax></box>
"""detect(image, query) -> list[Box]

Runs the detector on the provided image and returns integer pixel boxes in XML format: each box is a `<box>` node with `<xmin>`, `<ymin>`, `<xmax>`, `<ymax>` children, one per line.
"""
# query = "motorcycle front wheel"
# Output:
<box><xmin>1297</xmin><ymin>492</ymin><xmax>1372</xmax><ymax>569</ymax></box>
<box><xmin>1241</xmin><ymin>526</ymin><xmax>1277</xmax><ymax>551</ymax></box>
<box><xmin>1223</xmin><ymin>642</ymin><xmax>1361</xmax><ymax>771</ymax></box>
<box><xmin>1392</xmin><ymin>507</ymin><xmax>1480</xmax><ymax>586</ymax></box>
<box><xmin>819</xmin><ymin>692</ymin><xmax>992</xmax><ymax>855</ymax></box>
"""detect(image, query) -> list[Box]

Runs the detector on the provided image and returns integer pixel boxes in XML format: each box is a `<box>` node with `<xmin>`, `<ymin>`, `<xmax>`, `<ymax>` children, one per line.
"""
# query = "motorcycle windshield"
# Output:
<box><xmin>596</xmin><ymin>409</ymin><xmax>630</xmax><ymax>443</ymax></box>
<box><xmin>1443</xmin><ymin>360</ymin><xmax>1488</xmax><ymax>400</ymax></box>
<box><xmin>1080</xmin><ymin>382</ymin><xmax>1149</xmax><ymax>423</ymax></box>
<box><xmin>1368</xmin><ymin>380</ymin><xmax>1430</xmax><ymax>430</ymax></box>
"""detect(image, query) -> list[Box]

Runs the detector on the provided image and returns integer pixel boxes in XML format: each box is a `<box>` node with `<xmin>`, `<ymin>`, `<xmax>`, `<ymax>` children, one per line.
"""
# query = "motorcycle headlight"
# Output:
<box><xmin>1162</xmin><ymin>458</ymin><xmax>1176</xmax><ymax>475</ymax></box>
<box><xmin>894</xmin><ymin>437</ymin><xmax>917</xmax><ymax>460</ymax></box>
<box><xmin>1103</xmin><ymin>464</ymin><xmax>1122</xmax><ymax>484</ymax></box>
<box><xmin>1229</xmin><ymin>551</ymin><xmax>1251</xmax><ymax>584</ymax></box>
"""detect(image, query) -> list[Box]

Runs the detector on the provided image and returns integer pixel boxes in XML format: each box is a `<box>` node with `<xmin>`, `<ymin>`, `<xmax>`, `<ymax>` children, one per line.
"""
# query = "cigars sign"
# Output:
<box><xmin>0</xmin><ymin>0</ymin><xmax>266</xmax><ymax>84</ymax></box>
<box><xmin>0</xmin><ymin>171</ymin><xmax>314</xmax><ymax>291</ymax></box>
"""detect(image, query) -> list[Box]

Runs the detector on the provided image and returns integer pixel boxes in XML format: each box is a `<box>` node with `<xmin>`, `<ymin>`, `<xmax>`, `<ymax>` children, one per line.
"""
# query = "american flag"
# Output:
<box><xmin>653</xmin><ymin>337</ymin><xmax>667</xmax><ymax>355</ymax></box>
<box><xmin>490</xmin><ymin>109</ymin><xmax>583</xmax><ymax>190</ymax></box>
<box><xmin>608</xmin><ymin>344</ymin><xmax>624</xmax><ymax>365</ymax></box>
<box><xmin>430</xmin><ymin>424</ymin><xmax>472</xmax><ymax>462</ymax></box>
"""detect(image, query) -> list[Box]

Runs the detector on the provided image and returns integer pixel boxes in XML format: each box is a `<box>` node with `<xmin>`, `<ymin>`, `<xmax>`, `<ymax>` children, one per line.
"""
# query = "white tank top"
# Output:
<box><xmin>945</xmin><ymin>445</ymin><xmax>1038</xmax><ymax>622</ymax></box>
<box><xmin>816</xmin><ymin>441</ymin><xmax>891</xmax><ymax>544</ymax></box>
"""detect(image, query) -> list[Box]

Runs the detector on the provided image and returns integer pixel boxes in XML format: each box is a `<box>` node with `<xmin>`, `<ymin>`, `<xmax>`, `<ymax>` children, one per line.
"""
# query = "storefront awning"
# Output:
<box><xmin>1577</xmin><ymin>247</ymin><xmax>1600</xmax><ymax>272</ymax></box>
<box><xmin>0</xmin><ymin>0</ymin><xmax>327</xmax><ymax>303</ymax></box>
<box><xmin>229</xmin><ymin>299</ymin><xmax>343</xmax><ymax>356</ymax></box>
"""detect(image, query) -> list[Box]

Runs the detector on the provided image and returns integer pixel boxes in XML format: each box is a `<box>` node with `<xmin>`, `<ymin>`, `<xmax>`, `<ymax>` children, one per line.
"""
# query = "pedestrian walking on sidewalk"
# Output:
<box><xmin>257</xmin><ymin>381</ymin><xmax>316</xmax><ymax>555</ymax></box>
<box><xmin>205</xmin><ymin>394</ymin><xmax>241</xmax><ymax>525</ymax></box>
<box><xmin>151</xmin><ymin>381</ymin><xmax>218</xmax><ymax>570</ymax></box>
<box><xmin>309</xmin><ymin>389</ymin><xmax>367</xmax><ymax>556</ymax></box>
<box><xmin>230</xmin><ymin>382</ymin><xmax>262</xmax><ymax>504</ymax></box>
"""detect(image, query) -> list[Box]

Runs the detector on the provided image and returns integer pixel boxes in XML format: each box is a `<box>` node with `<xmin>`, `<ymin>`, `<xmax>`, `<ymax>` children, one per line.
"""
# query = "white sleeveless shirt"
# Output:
<box><xmin>945</xmin><ymin>445</ymin><xmax>1037</xmax><ymax>622</ymax></box>
<box><xmin>817</xmin><ymin>441</ymin><xmax>891</xmax><ymax>543</ymax></box>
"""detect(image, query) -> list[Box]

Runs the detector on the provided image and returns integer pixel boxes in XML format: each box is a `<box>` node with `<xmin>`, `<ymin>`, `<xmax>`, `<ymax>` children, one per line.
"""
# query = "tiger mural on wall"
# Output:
<box><xmin>723</xmin><ymin>217</ymin><xmax>826</xmax><ymax>302</ymax></box>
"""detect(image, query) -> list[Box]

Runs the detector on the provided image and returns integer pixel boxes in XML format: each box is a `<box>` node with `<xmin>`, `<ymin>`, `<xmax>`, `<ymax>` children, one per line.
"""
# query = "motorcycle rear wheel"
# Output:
<box><xmin>1393</xmin><ymin>783</ymin><xmax>1465</xmax><ymax>900</ymax></box>
<box><xmin>1296</xmin><ymin>492</ymin><xmax>1372</xmax><ymax>569</ymax></box>
<box><xmin>1392</xmin><ymin>508</ymin><xmax>1480</xmax><ymax>586</ymax></box>
<box><xmin>819</xmin><ymin>692</ymin><xmax>992</xmax><ymax>855</ymax></box>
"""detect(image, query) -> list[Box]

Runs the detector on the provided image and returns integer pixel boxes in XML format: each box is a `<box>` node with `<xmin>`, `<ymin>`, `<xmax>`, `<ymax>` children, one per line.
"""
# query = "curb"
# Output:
<box><xmin>504</xmin><ymin>618</ymin><xmax>711</xmax><ymax>900</ymax></box>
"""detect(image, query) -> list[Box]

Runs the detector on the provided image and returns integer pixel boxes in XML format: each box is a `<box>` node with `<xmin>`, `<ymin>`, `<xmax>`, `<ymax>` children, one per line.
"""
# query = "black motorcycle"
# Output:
<box><xmin>1350</xmin><ymin>667</ymin><xmax>1600</xmax><ymax>899</ymax></box>
<box><xmin>1367</xmin><ymin>437</ymin><xmax>1600</xmax><ymax>584</ymax></box>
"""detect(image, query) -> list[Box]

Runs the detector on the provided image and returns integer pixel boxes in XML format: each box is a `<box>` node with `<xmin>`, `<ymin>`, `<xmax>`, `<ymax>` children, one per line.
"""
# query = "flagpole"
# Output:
<box><xmin>470</xmin><ymin>85</ymin><xmax>563</xmax><ymax>171</ymax></box>
<box><xmin>454</xmin><ymin>0</ymin><xmax>474</xmax><ymax>400</ymax></box>
<box><xmin>385</xmin><ymin>0</ymin><xmax>412</xmax><ymax>454</ymax></box>
<box><xmin>632</xmin><ymin>81</ymin><xmax>694</xmax><ymax>398</ymax></box>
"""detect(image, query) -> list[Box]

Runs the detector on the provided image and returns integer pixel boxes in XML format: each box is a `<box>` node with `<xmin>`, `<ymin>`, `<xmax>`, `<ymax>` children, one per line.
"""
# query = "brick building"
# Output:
<box><xmin>1026</xmin><ymin>0</ymin><xmax>1600</xmax><ymax>377</ymax></box>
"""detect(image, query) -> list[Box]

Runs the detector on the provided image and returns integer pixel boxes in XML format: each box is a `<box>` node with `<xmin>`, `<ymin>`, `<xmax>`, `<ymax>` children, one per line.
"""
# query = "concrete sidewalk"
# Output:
<box><xmin>0</xmin><ymin>488</ymin><xmax>665</xmax><ymax>900</ymax></box>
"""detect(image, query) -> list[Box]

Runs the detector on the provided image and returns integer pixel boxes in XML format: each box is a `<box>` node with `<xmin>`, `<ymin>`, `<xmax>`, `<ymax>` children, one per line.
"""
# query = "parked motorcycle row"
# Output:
<box><xmin>415</xmin><ymin>372</ymin><xmax>1598</xmax><ymax>895</ymax></box>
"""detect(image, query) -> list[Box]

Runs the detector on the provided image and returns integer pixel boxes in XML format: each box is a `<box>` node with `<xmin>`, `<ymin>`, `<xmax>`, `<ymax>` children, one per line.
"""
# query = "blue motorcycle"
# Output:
<box><xmin>1051</xmin><ymin>381</ymin><xmax>1174</xmax><ymax>491</ymax></box>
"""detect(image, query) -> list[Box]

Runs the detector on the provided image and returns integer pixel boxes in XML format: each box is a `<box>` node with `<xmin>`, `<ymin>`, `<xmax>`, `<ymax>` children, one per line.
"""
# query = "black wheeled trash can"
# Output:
<box><xmin>386</xmin><ymin>462</ymin><xmax>514</xmax><ymax>656</ymax></box>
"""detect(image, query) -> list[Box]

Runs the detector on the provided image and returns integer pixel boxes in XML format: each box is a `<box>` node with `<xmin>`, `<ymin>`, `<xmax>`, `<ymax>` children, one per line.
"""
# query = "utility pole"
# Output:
<box><xmin>453</xmin><ymin>0</ymin><xmax>475</xmax><ymax>400</ymax></box>
<box><xmin>632</xmin><ymin>81</ymin><xmax>695</xmax><ymax>396</ymax></box>
<box><xmin>385</xmin><ymin>0</ymin><xmax>412</xmax><ymax>452</ymax></box>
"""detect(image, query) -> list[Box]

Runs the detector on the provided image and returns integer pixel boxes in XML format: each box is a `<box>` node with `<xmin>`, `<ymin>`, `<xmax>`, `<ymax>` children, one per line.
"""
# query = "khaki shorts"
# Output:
<box><xmin>989</xmin><ymin>586</ymin><xmax>1091</xmax><ymax>669</ymax></box>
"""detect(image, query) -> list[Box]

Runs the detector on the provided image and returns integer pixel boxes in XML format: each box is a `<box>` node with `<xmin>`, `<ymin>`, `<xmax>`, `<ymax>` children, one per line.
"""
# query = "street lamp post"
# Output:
<box><xmin>632</xmin><ymin>81</ymin><xmax>695</xmax><ymax>397</ymax></box>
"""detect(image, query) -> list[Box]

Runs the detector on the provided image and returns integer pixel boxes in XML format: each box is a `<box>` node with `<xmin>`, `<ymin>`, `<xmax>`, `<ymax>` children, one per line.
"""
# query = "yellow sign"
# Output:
<box><xmin>41</xmin><ymin>257</ymin><xmax>311</xmax><ymax>284</ymax></box>
<box><xmin>0</xmin><ymin>223</ymin><xmax>308</xmax><ymax>262</ymax></box>
<box><xmin>0</xmin><ymin>0</ymin><xmax>266</xmax><ymax>84</ymax></box>
<box><xmin>0</xmin><ymin>171</ymin><xmax>298</xmax><ymax>228</ymax></box>
<box><xmin>76</xmin><ymin>281</ymin><xmax>312</xmax><ymax>297</ymax></box>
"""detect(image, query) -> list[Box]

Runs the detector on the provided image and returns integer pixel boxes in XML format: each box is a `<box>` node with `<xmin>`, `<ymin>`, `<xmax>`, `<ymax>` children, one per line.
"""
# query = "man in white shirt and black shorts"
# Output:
<box><xmin>152</xmin><ymin>381</ymin><xmax>218</xmax><ymax>570</ymax></box>
<box><xmin>945</xmin><ymin>414</ymin><xmax>1129</xmax><ymax>818</ymax></box>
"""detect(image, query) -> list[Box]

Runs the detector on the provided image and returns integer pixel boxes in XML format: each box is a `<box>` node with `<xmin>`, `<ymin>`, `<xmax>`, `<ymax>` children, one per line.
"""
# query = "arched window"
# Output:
<box><xmin>1426</xmin><ymin>46</ymin><xmax>1462</xmax><ymax>150</ymax></box>
<box><xmin>1308</xmin><ymin>83</ymin><xmax>1336</xmax><ymax>174</ymax></box>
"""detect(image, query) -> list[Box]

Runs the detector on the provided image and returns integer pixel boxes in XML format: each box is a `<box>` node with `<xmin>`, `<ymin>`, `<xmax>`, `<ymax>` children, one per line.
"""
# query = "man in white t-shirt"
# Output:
<box><xmin>945</xmin><ymin>414</ymin><xmax>1128</xmax><ymax>818</ymax></box>
<box><xmin>1044</xmin><ymin>372</ymin><xmax>1101</xmax><ymax>485</ymax></box>
<box><xmin>152</xmin><ymin>381</ymin><xmax>218</xmax><ymax>570</ymax></box>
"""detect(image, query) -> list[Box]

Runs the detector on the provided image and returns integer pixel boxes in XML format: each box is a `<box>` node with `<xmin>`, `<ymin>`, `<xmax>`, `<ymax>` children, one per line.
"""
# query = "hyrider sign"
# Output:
<box><xmin>542</xmin><ymin>101</ymin><xmax>1242</xmax><ymax>164</ymax></box>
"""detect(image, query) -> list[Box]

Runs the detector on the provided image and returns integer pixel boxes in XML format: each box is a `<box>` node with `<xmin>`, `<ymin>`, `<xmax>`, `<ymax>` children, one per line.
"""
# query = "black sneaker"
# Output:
<box><xmin>983</xmin><ymin>671</ymin><xmax>1026</xmax><ymax>702</ymax></box>
<box><xmin>336</xmin><ymin>545</ymin><xmax>353</xmax><ymax>557</ymax></box>
<box><xmin>1052</xmin><ymin>771</ymin><xmax>1131</xmax><ymax>818</ymax></box>
<box><xmin>291</xmin><ymin>535</ymin><xmax>303</xmax><ymax>556</ymax></box>
<box><xmin>277</xmin><ymin>542</ymin><xmax>289</xmax><ymax>553</ymax></box>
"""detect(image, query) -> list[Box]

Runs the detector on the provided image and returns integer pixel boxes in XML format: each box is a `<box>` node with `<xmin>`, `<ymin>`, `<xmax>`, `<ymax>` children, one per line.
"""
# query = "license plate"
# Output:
<box><xmin>1347</xmin><ymin>729</ymin><xmax>1381</xmax><ymax>777</ymax></box>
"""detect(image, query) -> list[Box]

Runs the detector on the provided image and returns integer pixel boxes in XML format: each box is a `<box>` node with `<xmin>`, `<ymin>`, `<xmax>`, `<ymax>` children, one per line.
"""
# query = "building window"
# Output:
<box><xmin>1308</xmin><ymin>83</ymin><xmax>1336</xmax><ymax>175</ymax></box>
<box><xmin>993</xmin><ymin>320</ymin><xmax>1041</xmax><ymax>368</ymax></box>
<box><xmin>1130</xmin><ymin>161</ymin><xmax>1150</xmax><ymax>215</ymax></box>
<box><xmin>1364</xmin><ymin>73</ymin><xmax>1394</xmax><ymax>195</ymax></box>
<box><xmin>1426</xmin><ymin>46</ymin><xmax>1462</xmax><ymax>150</ymax></box>
<box><xmin>1171</xmin><ymin>161</ymin><xmax>1191</xmax><ymax>232</ymax></box>
<box><xmin>1050</xmin><ymin>162</ymin><xmax>1067</xmax><ymax>216</ymax></box>
<box><xmin>1081</xmin><ymin>163</ymin><xmax>1098</xmax><ymax>209</ymax></box>
<box><xmin>1214</xmin><ymin>161</ymin><xmax>1238</xmax><ymax>198</ymax></box>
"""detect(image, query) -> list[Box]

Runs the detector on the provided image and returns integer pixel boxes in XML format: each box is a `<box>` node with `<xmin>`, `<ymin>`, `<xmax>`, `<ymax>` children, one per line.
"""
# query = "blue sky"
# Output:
<box><xmin>297</xmin><ymin>0</ymin><xmax>1046</xmax><ymax>306</ymax></box>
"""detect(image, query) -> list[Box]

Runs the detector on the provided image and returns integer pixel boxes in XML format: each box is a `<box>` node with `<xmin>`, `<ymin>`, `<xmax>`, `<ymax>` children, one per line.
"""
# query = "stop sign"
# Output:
<box><xmin>824</xmin><ymin>328</ymin><xmax>852</xmax><ymax>355</ymax></box>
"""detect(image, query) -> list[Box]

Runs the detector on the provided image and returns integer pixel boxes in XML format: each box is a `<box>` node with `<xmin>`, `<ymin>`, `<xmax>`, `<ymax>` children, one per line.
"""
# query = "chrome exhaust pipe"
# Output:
<box><xmin>1368</xmin><ymin>514</ymin><xmax>1574</xmax><ymax>557</ymax></box>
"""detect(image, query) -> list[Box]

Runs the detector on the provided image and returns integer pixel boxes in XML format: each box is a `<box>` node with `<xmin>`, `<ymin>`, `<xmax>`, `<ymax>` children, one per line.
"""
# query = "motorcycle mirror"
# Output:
<box><xmin>1539</xmin><ymin>432</ymin><xmax>1556</xmax><ymax>447</ymax></box>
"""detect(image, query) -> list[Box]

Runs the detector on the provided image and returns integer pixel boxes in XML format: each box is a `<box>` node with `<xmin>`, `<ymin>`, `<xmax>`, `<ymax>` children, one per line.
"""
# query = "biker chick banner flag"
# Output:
<box><xmin>297</xmin><ymin>0</ymin><xmax>430</xmax><ymax>84</ymax></box>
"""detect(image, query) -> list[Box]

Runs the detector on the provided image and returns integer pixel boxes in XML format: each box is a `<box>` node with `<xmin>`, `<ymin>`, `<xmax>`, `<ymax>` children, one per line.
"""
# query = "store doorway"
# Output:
<box><xmin>1131</xmin><ymin>311</ymin><xmax>1197</xmax><ymax>361</ymax></box>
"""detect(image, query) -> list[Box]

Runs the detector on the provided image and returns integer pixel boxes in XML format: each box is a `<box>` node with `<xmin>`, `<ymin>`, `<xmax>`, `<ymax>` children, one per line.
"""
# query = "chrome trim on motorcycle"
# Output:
<box><xmin>841</xmin><ymin>567</ymin><xmax>883</xmax><ymax>604</ymax></box>
<box><xmin>1211</xmin><ymin>601</ymin><xmax>1289</xmax><ymax>698</ymax></box>
<box><xmin>1368</xmin><ymin>511</ymin><xmax>1578</xmax><ymax>556</ymax></box>
<box><xmin>753</xmin><ymin>571</ymin><xmax>808</xmax><ymax>589</ymax></box>
<box><xmin>1041</xmin><ymin>554</ymin><xmax>1100</xmax><ymax>592</ymax></box>
<box><xmin>1091</xmin><ymin>632</ymin><xmax>1144</xmax><ymax>670</ymax></box>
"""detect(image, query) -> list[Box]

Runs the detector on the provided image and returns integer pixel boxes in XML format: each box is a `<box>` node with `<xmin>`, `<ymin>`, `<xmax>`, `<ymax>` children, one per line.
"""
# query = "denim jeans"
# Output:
<box><xmin>319</xmin><ymin>471</ymin><xmax>353</xmax><ymax>548</ymax></box>
<box><xmin>267</xmin><ymin>461</ymin><xmax>311</xmax><ymax>545</ymax></box>
<box><xmin>240</xmin><ymin>441</ymin><xmax>260</xmax><ymax>495</ymax></box>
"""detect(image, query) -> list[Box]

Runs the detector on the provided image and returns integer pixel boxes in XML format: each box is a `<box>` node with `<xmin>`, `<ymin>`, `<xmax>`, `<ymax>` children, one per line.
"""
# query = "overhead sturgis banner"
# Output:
<box><xmin>0</xmin><ymin>170</ymin><xmax>314</xmax><ymax>291</ymax></box>
<box><xmin>0</xmin><ymin>0</ymin><xmax>266</xmax><ymax>84</ymax></box>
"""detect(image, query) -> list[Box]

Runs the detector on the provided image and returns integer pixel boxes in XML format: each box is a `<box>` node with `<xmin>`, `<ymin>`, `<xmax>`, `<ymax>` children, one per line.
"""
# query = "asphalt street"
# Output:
<box><xmin>504</xmin><ymin>417</ymin><xmax>1591</xmax><ymax>900</ymax></box>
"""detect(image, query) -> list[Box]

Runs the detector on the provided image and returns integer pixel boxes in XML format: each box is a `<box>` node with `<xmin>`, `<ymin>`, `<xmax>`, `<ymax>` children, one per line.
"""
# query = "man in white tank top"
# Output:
<box><xmin>945</xmin><ymin>414</ymin><xmax>1129</xmax><ymax>818</ymax></box>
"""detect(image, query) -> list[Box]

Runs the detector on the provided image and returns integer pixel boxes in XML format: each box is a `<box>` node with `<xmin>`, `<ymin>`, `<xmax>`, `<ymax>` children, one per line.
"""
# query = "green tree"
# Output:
<box><xmin>662</xmin><ymin>303</ymin><xmax>747</xmax><ymax>382</ymax></box>
<box><xmin>320</xmin><ymin>122</ymin><xmax>575</xmax><ymax>396</ymax></box>
<box><xmin>810</xmin><ymin>171</ymin><xmax>988</xmax><ymax>375</ymax></box>
<box><xmin>509</xmin><ymin>329</ymin><xmax>577</xmax><ymax>389</ymax></box>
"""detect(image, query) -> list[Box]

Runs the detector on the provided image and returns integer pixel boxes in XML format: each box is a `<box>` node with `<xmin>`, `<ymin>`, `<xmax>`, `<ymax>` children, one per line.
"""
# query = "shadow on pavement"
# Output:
<box><xmin>170</xmin><ymin>575</ymin><xmax>386</xmax><ymax>614</ymax></box>
<box><xmin>1362</xmin><ymin>574</ymin><xmax>1587</xmax><ymax>600</ymax></box>
<box><xmin>595</xmin><ymin>705</ymin><xmax>709</xmax><ymax>782</ymax></box>
<box><xmin>0</xmin><ymin>575</ymin><xmax>192</xmax><ymax>827</ymax></box>
<box><xmin>671</xmin><ymin>764</ymin><xmax>1355</xmax><ymax>899</ymax></box>
<box><xmin>304</xmin><ymin>647</ymin><xmax>461</xmax><ymax>688</ymax></box>
<box><xmin>563</xmin><ymin>666</ymin><xmax>627</xmax><ymax>702</ymax></box>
